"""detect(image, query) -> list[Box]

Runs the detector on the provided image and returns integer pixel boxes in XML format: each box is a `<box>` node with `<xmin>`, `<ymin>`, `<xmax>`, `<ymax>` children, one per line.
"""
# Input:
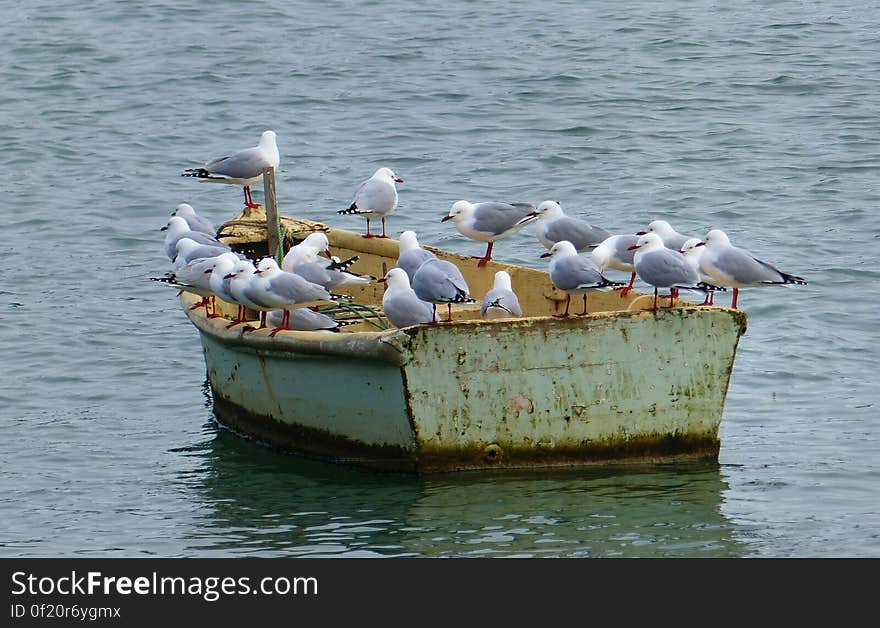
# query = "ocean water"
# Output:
<box><xmin>1</xmin><ymin>0</ymin><xmax>878</xmax><ymax>557</ymax></box>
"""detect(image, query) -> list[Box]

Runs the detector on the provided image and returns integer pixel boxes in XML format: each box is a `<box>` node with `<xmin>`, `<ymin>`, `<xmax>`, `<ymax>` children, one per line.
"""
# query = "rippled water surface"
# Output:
<box><xmin>1</xmin><ymin>0</ymin><xmax>878</xmax><ymax>557</ymax></box>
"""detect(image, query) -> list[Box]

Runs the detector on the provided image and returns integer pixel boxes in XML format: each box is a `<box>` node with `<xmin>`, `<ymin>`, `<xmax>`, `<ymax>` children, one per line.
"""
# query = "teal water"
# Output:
<box><xmin>1</xmin><ymin>0</ymin><xmax>878</xmax><ymax>557</ymax></box>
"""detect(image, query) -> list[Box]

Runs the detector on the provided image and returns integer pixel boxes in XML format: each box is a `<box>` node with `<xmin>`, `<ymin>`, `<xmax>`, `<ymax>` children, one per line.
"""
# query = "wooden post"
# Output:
<box><xmin>262</xmin><ymin>166</ymin><xmax>282</xmax><ymax>263</ymax></box>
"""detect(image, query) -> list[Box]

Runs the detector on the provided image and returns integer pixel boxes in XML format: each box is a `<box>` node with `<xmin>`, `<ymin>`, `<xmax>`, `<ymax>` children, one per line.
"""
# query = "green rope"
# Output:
<box><xmin>319</xmin><ymin>302</ymin><xmax>389</xmax><ymax>330</ymax></box>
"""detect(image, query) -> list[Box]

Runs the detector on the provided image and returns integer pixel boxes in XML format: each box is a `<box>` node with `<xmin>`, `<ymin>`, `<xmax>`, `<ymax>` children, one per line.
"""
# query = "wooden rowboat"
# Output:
<box><xmin>180</xmin><ymin>206</ymin><xmax>747</xmax><ymax>474</ymax></box>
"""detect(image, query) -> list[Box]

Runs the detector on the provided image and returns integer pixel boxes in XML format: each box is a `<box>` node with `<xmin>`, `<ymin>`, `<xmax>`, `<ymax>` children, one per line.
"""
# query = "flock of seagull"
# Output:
<box><xmin>159</xmin><ymin>130</ymin><xmax>808</xmax><ymax>336</ymax></box>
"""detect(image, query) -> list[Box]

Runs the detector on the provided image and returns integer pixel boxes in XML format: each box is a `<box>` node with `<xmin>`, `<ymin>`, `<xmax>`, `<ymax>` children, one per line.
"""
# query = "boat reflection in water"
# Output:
<box><xmin>182</xmin><ymin>424</ymin><xmax>748</xmax><ymax>557</ymax></box>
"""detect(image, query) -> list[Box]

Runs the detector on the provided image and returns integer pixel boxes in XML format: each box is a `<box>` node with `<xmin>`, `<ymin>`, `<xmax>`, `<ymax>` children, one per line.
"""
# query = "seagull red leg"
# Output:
<box><xmin>576</xmin><ymin>294</ymin><xmax>589</xmax><ymax>316</ymax></box>
<box><xmin>619</xmin><ymin>272</ymin><xmax>636</xmax><ymax>298</ymax></box>
<box><xmin>378</xmin><ymin>216</ymin><xmax>389</xmax><ymax>238</ymax></box>
<box><xmin>731</xmin><ymin>288</ymin><xmax>739</xmax><ymax>309</ymax></box>
<box><xmin>476</xmin><ymin>241</ymin><xmax>494</xmax><ymax>267</ymax></box>
<box><xmin>362</xmin><ymin>217</ymin><xmax>374</xmax><ymax>239</ymax></box>
<box><xmin>554</xmin><ymin>294</ymin><xmax>571</xmax><ymax>318</ymax></box>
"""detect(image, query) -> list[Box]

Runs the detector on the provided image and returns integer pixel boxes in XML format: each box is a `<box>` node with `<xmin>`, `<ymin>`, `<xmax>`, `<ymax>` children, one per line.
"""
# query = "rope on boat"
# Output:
<box><xmin>319</xmin><ymin>302</ymin><xmax>389</xmax><ymax>330</ymax></box>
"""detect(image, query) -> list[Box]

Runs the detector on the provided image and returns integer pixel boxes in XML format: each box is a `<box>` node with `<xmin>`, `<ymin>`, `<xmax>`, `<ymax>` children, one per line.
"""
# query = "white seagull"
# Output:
<box><xmin>532</xmin><ymin>201</ymin><xmax>611</xmax><ymax>252</ymax></box>
<box><xmin>541</xmin><ymin>241</ymin><xmax>624</xmax><ymax>317</ymax></box>
<box><xmin>679</xmin><ymin>238</ymin><xmax>720</xmax><ymax>306</ymax></box>
<box><xmin>182</xmin><ymin>130</ymin><xmax>279</xmax><ymax>209</ymax></box>
<box><xmin>480</xmin><ymin>270</ymin><xmax>523</xmax><ymax>319</ymax></box>
<box><xmin>162</xmin><ymin>215</ymin><xmax>229</xmax><ymax>260</ymax></box>
<box><xmin>591</xmin><ymin>234</ymin><xmax>640</xmax><ymax>297</ymax></box>
<box><xmin>441</xmin><ymin>200</ymin><xmax>537</xmax><ymax>267</ymax></box>
<box><xmin>698</xmin><ymin>229</ymin><xmax>806</xmax><ymax>309</ymax></box>
<box><xmin>282</xmin><ymin>232</ymin><xmax>373</xmax><ymax>290</ymax></box>
<box><xmin>171</xmin><ymin>203</ymin><xmax>215</xmax><ymax>236</ymax></box>
<box><xmin>395</xmin><ymin>230</ymin><xmax>437</xmax><ymax>284</ymax></box>
<box><xmin>636</xmin><ymin>219</ymin><xmax>694</xmax><ymax>251</ymax></box>
<box><xmin>628</xmin><ymin>232</ymin><xmax>715</xmax><ymax>310</ymax></box>
<box><xmin>337</xmin><ymin>167</ymin><xmax>403</xmax><ymax>238</ymax></box>
<box><xmin>412</xmin><ymin>258</ymin><xmax>475</xmax><ymax>322</ymax></box>
<box><xmin>379</xmin><ymin>268</ymin><xmax>438</xmax><ymax>328</ymax></box>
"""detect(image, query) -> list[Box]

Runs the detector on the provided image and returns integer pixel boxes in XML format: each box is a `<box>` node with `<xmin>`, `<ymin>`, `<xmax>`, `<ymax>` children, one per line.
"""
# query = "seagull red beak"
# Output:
<box><xmin>224</xmin><ymin>273</ymin><xmax>236</xmax><ymax>279</ymax></box>
<box><xmin>203</xmin><ymin>269</ymin><xmax>213</xmax><ymax>274</ymax></box>
<box><xmin>394</xmin><ymin>177</ymin><xmax>404</xmax><ymax>183</ymax></box>
<box><xmin>160</xmin><ymin>226</ymin><xmax>168</xmax><ymax>231</ymax></box>
<box><xmin>696</xmin><ymin>241</ymin><xmax>706</xmax><ymax>247</ymax></box>
<box><xmin>626</xmin><ymin>244</ymin><xmax>639</xmax><ymax>251</ymax></box>
<box><xmin>253</xmin><ymin>269</ymin><xmax>262</xmax><ymax>274</ymax></box>
<box><xmin>539</xmin><ymin>252</ymin><xmax>552</xmax><ymax>258</ymax></box>
<box><xmin>635</xmin><ymin>231</ymin><xmax>647</xmax><ymax>236</ymax></box>
<box><xmin>324</xmin><ymin>248</ymin><xmax>333</xmax><ymax>258</ymax></box>
<box><xmin>377</xmin><ymin>277</ymin><xmax>388</xmax><ymax>284</ymax></box>
<box><xmin>441</xmin><ymin>215</ymin><xmax>454</xmax><ymax>222</ymax></box>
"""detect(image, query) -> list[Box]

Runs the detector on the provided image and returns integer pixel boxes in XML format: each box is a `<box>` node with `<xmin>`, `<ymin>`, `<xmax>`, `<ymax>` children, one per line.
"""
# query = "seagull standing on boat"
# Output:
<box><xmin>628</xmin><ymin>232</ymin><xmax>715</xmax><ymax>311</ymax></box>
<box><xmin>281</xmin><ymin>231</ymin><xmax>374</xmax><ymax>290</ymax></box>
<box><xmin>182</xmin><ymin>130</ymin><xmax>279</xmax><ymax>209</ymax></box>
<box><xmin>162</xmin><ymin>216</ymin><xmax>229</xmax><ymax>260</ymax></box>
<box><xmin>698</xmin><ymin>229</ymin><xmax>807</xmax><ymax>309</ymax></box>
<box><xmin>637</xmin><ymin>219</ymin><xmax>694</xmax><ymax>251</ymax></box>
<box><xmin>591</xmin><ymin>234</ymin><xmax>640</xmax><ymax>298</ymax></box>
<box><xmin>541</xmin><ymin>240</ymin><xmax>624</xmax><ymax>317</ymax></box>
<box><xmin>441</xmin><ymin>201</ymin><xmax>537</xmax><ymax>267</ymax></box>
<box><xmin>412</xmin><ymin>258</ymin><xmax>475</xmax><ymax>322</ymax></box>
<box><xmin>380</xmin><ymin>268</ymin><xmax>438</xmax><ymax>328</ymax></box>
<box><xmin>207</xmin><ymin>254</ymin><xmax>241</xmax><ymax>313</ymax></box>
<box><xmin>531</xmin><ymin>201</ymin><xmax>611</xmax><ymax>252</ymax></box>
<box><xmin>172</xmin><ymin>238</ymin><xmax>234</xmax><ymax>269</ymax></box>
<box><xmin>249</xmin><ymin>258</ymin><xmax>348</xmax><ymax>337</ymax></box>
<box><xmin>337</xmin><ymin>167</ymin><xmax>403</xmax><ymax>239</ymax></box>
<box><xmin>395</xmin><ymin>230</ymin><xmax>437</xmax><ymax>284</ymax></box>
<box><xmin>679</xmin><ymin>238</ymin><xmax>720</xmax><ymax>306</ymax></box>
<box><xmin>171</xmin><ymin>203</ymin><xmax>215</xmax><ymax>236</ymax></box>
<box><xmin>266</xmin><ymin>308</ymin><xmax>356</xmax><ymax>333</ymax></box>
<box><xmin>157</xmin><ymin>251</ymin><xmax>240</xmax><ymax>317</ymax></box>
<box><xmin>480</xmin><ymin>270</ymin><xmax>523</xmax><ymax>319</ymax></box>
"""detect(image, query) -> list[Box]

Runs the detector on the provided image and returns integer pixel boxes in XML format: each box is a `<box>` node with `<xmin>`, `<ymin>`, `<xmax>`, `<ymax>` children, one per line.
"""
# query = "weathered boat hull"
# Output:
<box><xmin>186</xmin><ymin>294</ymin><xmax>746</xmax><ymax>473</ymax></box>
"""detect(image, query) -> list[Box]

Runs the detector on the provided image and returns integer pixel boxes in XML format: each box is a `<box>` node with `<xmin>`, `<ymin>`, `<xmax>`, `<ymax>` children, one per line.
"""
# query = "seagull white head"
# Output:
<box><xmin>259</xmin><ymin>130</ymin><xmax>280</xmax><ymax>167</ymax></box>
<box><xmin>703</xmin><ymin>229</ymin><xmax>730</xmax><ymax>248</ymax></box>
<box><xmin>300</xmin><ymin>232</ymin><xmax>332</xmax><ymax>257</ymax></box>
<box><xmin>638</xmin><ymin>219</ymin><xmax>676</xmax><ymax>237</ymax></box>
<box><xmin>172</xmin><ymin>203</ymin><xmax>196</xmax><ymax>218</ymax></box>
<box><xmin>628</xmin><ymin>232</ymin><xmax>665</xmax><ymax>252</ymax></box>
<box><xmin>534</xmin><ymin>200</ymin><xmax>564</xmax><ymax>220</ymax></box>
<box><xmin>442</xmin><ymin>200</ymin><xmax>473</xmax><ymax>223</ymax></box>
<box><xmin>375</xmin><ymin>167</ymin><xmax>404</xmax><ymax>184</ymax></box>
<box><xmin>679</xmin><ymin>237</ymin><xmax>706</xmax><ymax>256</ymax></box>
<box><xmin>379</xmin><ymin>267</ymin><xmax>410</xmax><ymax>288</ymax></box>
<box><xmin>540</xmin><ymin>240</ymin><xmax>579</xmax><ymax>259</ymax></box>
<box><xmin>255</xmin><ymin>257</ymin><xmax>281</xmax><ymax>274</ymax></box>
<box><xmin>398</xmin><ymin>230</ymin><xmax>421</xmax><ymax>253</ymax></box>
<box><xmin>160</xmin><ymin>215</ymin><xmax>190</xmax><ymax>234</ymax></box>
<box><xmin>493</xmin><ymin>270</ymin><xmax>514</xmax><ymax>291</ymax></box>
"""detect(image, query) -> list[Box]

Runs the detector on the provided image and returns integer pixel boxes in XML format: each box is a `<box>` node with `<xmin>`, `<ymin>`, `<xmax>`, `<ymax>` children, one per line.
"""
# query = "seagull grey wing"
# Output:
<box><xmin>712</xmin><ymin>247</ymin><xmax>789</xmax><ymax>284</ymax></box>
<box><xmin>178</xmin><ymin>244</ymin><xmax>232</xmax><ymax>265</ymax></box>
<box><xmin>183</xmin><ymin>214</ymin><xmax>216</xmax><ymax>236</ymax></box>
<box><xmin>293</xmin><ymin>262</ymin><xmax>334</xmax><ymax>288</ymax></box>
<box><xmin>481</xmin><ymin>288</ymin><xmax>522</xmax><ymax>317</ymax></box>
<box><xmin>471</xmin><ymin>203</ymin><xmax>534</xmax><ymax>235</ymax></box>
<box><xmin>551</xmin><ymin>256</ymin><xmax>602</xmax><ymax>291</ymax></box>
<box><xmin>639</xmin><ymin>250</ymin><xmax>700</xmax><ymax>288</ymax></box>
<box><xmin>613</xmin><ymin>235</ymin><xmax>639</xmax><ymax>265</ymax></box>
<box><xmin>204</xmin><ymin>147</ymin><xmax>266</xmax><ymax>179</ymax></box>
<box><xmin>397</xmin><ymin>249</ymin><xmax>437</xmax><ymax>282</ymax></box>
<box><xmin>267</xmin><ymin>272</ymin><xmax>332</xmax><ymax>304</ymax></box>
<box><xmin>663</xmin><ymin>233</ymin><xmax>692</xmax><ymax>251</ymax></box>
<box><xmin>413</xmin><ymin>260</ymin><xmax>470</xmax><ymax>303</ymax></box>
<box><xmin>544</xmin><ymin>217</ymin><xmax>611</xmax><ymax>250</ymax></box>
<box><xmin>352</xmin><ymin>177</ymin><xmax>396</xmax><ymax>213</ymax></box>
<box><xmin>384</xmin><ymin>290</ymin><xmax>436</xmax><ymax>328</ymax></box>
